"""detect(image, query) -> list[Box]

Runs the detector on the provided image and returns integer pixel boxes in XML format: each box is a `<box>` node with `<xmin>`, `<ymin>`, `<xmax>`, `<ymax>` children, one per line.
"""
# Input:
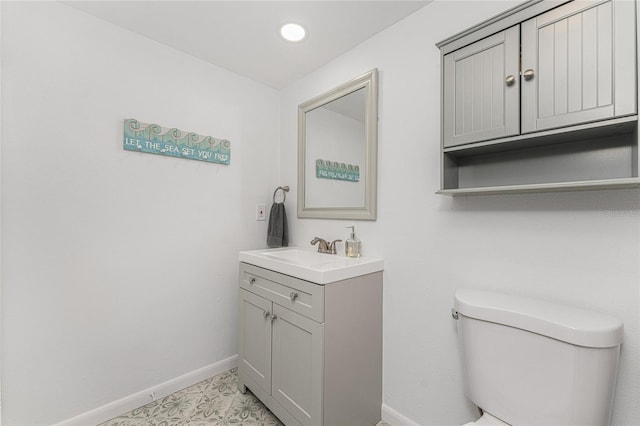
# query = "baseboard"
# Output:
<box><xmin>54</xmin><ymin>354</ymin><xmax>238</xmax><ymax>426</ymax></box>
<box><xmin>381</xmin><ymin>403</ymin><xmax>421</xmax><ymax>426</ymax></box>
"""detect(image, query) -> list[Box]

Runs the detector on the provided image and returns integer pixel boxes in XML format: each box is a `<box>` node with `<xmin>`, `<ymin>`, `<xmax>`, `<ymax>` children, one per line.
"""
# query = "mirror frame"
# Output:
<box><xmin>297</xmin><ymin>69</ymin><xmax>378</xmax><ymax>220</ymax></box>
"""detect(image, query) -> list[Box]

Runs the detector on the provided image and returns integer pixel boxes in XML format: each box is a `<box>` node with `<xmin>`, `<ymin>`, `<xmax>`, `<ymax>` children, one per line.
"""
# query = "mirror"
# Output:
<box><xmin>297</xmin><ymin>69</ymin><xmax>378</xmax><ymax>220</ymax></box>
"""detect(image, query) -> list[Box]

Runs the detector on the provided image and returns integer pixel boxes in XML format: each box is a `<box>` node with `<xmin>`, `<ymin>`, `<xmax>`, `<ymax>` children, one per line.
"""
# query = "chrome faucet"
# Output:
<box><xmin>310</xmin><ymin>237</ymin><xmax>342</xmax><ymax>254</ymax></box>
<box><xmin>310</xmin><ymin>237</ymin><xmax>329</xmax><ymax>253</ymax></box>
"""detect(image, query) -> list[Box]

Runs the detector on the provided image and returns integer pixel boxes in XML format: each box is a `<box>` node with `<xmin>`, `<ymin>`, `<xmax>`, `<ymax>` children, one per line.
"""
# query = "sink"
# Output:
<box><xmin>263</xmin><ymin>248</ymin><xmax>329</xmax><ymax>263</ymax></box>
<box><xmin>239</xmin><ymin>248</ymin><xmax>383</xmax><ymax>284</ymax></box>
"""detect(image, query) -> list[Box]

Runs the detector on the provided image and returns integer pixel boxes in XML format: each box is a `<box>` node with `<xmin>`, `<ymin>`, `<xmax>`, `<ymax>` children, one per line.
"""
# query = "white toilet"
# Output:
<box><xmin>453</xmin><ymin>289</ymin><xmax>624</xmax><ymax>426</ymax></box>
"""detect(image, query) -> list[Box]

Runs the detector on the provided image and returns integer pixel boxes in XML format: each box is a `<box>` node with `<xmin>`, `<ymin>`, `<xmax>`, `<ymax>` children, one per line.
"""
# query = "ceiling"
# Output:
<box><xmin>65</xmin><ymin>1</ymin><xmax>431</xmax><ymax>89</ymax></box>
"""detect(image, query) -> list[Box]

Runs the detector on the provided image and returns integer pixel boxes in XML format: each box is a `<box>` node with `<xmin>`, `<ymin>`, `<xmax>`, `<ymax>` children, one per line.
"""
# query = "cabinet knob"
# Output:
<box><xmin>263</xmin><ymin>310</ymin><xmax>271</xmax><ymax>318</ymax></box>
<box><xmin>270</xmin><ymin>314</ymin><xmax>278</xmax><ymax>322</ymax></box>
<box><xmin>289</xmin><ymin>292</ymin><xmax>299</xmax><ymax>302</ymax></box>
<box><xmin>523</xmin><ymin>69</ymin><xmax>535</xmax><ymax>81</ymax></box>
<box><xmin>504</xmin><ymin>75</ymin><xmax>516</xmax><ymax>86</ymax></box>
<box><xmin>249</xmin><ymin>277</ymin><xmax>256</xmax><ymax>284</ymax></box>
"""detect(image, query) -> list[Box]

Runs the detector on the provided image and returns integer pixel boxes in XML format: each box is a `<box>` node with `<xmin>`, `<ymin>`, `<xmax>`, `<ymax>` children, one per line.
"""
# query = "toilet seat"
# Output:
<box><xmin>462</xmin><ymin>412</ymin><xmax>510</xmax><ymax>426</ymax></box>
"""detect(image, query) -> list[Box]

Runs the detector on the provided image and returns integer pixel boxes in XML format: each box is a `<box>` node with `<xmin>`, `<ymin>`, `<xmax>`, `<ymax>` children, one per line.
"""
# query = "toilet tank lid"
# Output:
<box><xmin>454</xmin><ymin>289</ymin><xmax>624</xmax><ymax>348</ymax></box>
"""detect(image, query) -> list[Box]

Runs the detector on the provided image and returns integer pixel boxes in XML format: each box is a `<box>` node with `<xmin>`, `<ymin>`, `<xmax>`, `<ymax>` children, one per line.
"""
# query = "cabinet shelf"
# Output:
<box><xmin>443</xmin><ymin>115</ymin><xmax>638</xmax><ymax>158</ymax></box>
<box><xmin>437</xmin><ymin>177</ymin><xmax>640</xmax><ymax>197</ymax></box>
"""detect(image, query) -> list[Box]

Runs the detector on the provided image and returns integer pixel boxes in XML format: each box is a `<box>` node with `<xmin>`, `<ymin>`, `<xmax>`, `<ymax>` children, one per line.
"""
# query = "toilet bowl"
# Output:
<box><xmin>453</xmin><ymin>289</ymin><xmax>623</xmax><ymax>426</ymax></box>
<box><xmin>462</xmin><ymin>412</ymin><xmax>508</xmax><ymax>426</ymax></box>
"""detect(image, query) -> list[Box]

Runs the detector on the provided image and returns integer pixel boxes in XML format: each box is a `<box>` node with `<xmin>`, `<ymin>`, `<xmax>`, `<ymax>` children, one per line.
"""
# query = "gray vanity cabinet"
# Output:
<box><xmin>238</xmin><ymin>289</ymin><xmax>273</xmax><ymax>394</ymax></box>
<box><xmin>271</xmin><ymin>303</ymin><xmax>323</xmax><ymax>424</ymax></box>
<box><xmin>438</xmin><ymin>0</ymin><xmax>639</xmax><ymax>195</ymax></box>
<box><xmin>237</xmin><ymin>262</ymin><xmax>382</xmax><ymax>426</ymax></box>
<box><xmin>239</xmin><ymin>288</ymin><xmax>323</xmax><ymax>425</ymax></box>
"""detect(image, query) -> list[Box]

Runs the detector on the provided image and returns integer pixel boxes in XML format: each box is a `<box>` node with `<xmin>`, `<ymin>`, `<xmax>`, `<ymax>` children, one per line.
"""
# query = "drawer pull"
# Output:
<box><xmin>249</xmin><ymin>277</ymin><xmax>256</xmax><ymax>284</ymax></box>
<box><xmin>289</xmin><ymin>292</ymin><xmax>299</xmax><ymax>302</ymax></box>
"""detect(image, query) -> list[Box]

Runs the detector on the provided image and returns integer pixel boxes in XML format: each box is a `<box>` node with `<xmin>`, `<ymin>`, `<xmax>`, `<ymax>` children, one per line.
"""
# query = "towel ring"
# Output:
<box><xmin>273</xmin><ymin>186</ymin><xmax>290</xmax><ymax>203</ymax></box>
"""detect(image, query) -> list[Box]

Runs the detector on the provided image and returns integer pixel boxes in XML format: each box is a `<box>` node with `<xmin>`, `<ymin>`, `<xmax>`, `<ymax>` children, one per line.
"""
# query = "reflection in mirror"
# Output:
<box><xmin>305</xmin><ymin>88</ymin><xmax>366</xmax><ymax>209</ymax></box>
<box><xmin>298</xmin><ymin>69</ymin><xmax>378</xmax><ymax>220</ymax></box>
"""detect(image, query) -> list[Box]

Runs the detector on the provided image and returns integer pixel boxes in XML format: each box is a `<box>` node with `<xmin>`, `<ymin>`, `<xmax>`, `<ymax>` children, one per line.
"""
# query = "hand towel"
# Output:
<box><xmin>267</xmin><ymin>202</ymin><xmax>288</xmax><ymax>248</ymax></box>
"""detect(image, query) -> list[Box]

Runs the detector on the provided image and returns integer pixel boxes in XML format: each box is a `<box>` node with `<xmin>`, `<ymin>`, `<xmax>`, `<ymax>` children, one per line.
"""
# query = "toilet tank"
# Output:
<box><xmin>453</xmin><ymin>289</ymin><xmax>624</xmax><ymax>426</ymax></box>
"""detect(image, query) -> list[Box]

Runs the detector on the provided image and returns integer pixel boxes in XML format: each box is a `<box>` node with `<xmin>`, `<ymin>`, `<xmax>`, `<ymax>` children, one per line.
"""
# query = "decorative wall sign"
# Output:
<box><xmin>123</xmin><ymin>118</ymin><xmax>230</xmax><ymax>165</ymax></box>
<box><xmin>316</xmin><ymin>159</ymin><xmax>360</xmax><ymax>182</ymax></box>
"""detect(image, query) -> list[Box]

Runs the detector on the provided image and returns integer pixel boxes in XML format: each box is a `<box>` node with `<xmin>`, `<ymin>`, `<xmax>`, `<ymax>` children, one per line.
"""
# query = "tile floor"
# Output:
<box><xmin>98</xmin><ymin>368</ymin><xmax>282</xmax><ymax>426</ymax></box>
<box><xmin>98</xmin><ymin>368</ymin><xmax>390</xmax><ymax>426</ymax></box>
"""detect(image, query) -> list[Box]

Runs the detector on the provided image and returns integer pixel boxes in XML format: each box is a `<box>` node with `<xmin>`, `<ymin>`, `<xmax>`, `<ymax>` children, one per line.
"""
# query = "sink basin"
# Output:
<box><xmin>263</xmin><ymin>248</ymin><xmax>334</xmax><ymax>263</ymax></box>
<box><xmin>239</xmin><ymin>248</ymin><xmax>383</xmax><ymax>284</ymax></box>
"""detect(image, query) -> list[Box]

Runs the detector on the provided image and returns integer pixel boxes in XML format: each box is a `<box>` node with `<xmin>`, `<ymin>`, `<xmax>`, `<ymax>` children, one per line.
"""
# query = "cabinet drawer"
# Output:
<box><xmin>240</xmin><ymin>262</ymin><xmax>324</xmax><ymax>323</ymax></box>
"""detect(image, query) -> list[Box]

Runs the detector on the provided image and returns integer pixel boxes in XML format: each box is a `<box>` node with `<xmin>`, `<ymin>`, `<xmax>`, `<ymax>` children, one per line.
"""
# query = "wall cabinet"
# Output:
<box><xmin>237</xmin><ymin>262</ymin><xmax>382</xmax><ymax>426</ymax></box>
<box><xmin>439</xmin><ymin>0</ymin><xmax>640</xmax><ymax>195</ymax></box>
<box><xmin>443</xmin><ymin>26</ymin><xmax>520</xmax><ymax>147</ymax></box>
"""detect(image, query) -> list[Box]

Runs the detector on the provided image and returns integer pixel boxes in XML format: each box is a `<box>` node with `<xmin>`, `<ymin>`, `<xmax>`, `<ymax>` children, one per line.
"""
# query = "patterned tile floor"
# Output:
<box><xmin>99</xmin><ymin>367</ymin><xmax>389</xmax><ymax>426</ymax></box>
<box><xmin>98</xmin><ymin>368</ymin><xmax>282</xmax><ymax>426</ymax></box>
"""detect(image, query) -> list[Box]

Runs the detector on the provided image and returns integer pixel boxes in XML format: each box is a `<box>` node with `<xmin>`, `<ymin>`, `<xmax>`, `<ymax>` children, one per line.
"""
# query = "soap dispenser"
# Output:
<box><xmin>345</xmin><ymin>226</ymin><xmax>361</xmax><ymax>258</ymax></box>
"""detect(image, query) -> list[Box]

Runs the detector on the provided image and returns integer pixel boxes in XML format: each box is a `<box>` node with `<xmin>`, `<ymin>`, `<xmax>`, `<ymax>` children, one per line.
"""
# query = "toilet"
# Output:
<box><xmin>453</xmin><ymin>289</ymin><xmax>624</xmax><ymax>426</ymax></box>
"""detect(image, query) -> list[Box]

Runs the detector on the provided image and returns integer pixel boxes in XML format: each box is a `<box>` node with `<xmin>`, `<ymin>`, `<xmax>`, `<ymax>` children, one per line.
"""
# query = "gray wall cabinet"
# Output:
<box><xmin>237</xmin><ymin>262</ymin><xmax>383</xmax><ymax>426</ymax></box>
<box><xmin>443</xmin><ymin>26</ymin><xmax>520</xmax><ymax>148</ymax></box>
<box><xmin>521</xmin><ymin>0</ymin><xmax>636</xmax><ymax>133</ymax></box>
<box><xmin>438</xmin><ymin>0</ymin><xmax>640</xmax><ymax>195</ymax></box>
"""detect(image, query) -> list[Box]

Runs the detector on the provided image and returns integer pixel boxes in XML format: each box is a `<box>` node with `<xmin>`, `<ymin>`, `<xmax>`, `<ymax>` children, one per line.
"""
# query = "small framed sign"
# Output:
<box><xmin>123</xmin><ymin>118</ymin><xmax>230</xmax><ymax>165</ymax></box>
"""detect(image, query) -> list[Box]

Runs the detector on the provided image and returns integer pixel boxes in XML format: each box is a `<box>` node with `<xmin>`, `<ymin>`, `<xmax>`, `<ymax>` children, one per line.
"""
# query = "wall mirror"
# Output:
<box><xmin>297</xmin><ymin>69</ymin><xmax>378</xmax><ymax>220</ymax></box>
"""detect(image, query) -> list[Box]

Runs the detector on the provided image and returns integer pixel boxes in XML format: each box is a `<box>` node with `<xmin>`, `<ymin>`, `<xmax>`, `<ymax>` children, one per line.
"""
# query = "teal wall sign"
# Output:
<box><xmin>123</xmin><ymin>118</ymin><xmax>230</xmax><ymax>165</ymax></box>
<box><xmin>316</xmin><ymin>159</ymin><xmax>360</xmax><ymax>182</ymax></box>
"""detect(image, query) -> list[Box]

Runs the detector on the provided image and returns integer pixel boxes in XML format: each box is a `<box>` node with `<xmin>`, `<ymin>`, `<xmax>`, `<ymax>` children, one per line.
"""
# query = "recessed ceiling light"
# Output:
<box><xmin>280</xmin><ymin>23</ymin><xmax>306</xmax><ymax>42</ymax></box>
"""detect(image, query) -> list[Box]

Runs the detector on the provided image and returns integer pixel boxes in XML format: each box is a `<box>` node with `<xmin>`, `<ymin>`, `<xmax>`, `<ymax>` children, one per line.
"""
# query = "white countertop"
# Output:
<box><xmin>238</xmin><ymin>247</ymin><xmax>384</xmax><ymax>284</ymax></box>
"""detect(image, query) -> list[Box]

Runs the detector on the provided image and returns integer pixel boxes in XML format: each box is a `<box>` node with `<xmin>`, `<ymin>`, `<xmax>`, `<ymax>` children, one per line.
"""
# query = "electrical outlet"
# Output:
<box><xmin>256</xmin><ymin>204</ymin><xmax>266</xmax><ymax>221</ymax></box>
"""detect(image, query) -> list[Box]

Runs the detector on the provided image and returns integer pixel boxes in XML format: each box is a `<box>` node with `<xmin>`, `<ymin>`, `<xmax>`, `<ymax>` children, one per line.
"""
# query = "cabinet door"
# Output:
<box><xmin>271</xmin><ymin>304</ymin><xmax>324</xmax><ymax>426</ymax></box>
<box><xmin>443</xmin><ymin>26</ymin><xmax>520</xmax><ymax>147</ymax></box>
<box><xmin>238</xmin><ymin>289</ymin><xmax>272</xmax><ymax>394</ymax></box>
<box><xmin>521</xmin><ymin>0</ymin><xmax>637</xmax><ymax>133</ymax></box>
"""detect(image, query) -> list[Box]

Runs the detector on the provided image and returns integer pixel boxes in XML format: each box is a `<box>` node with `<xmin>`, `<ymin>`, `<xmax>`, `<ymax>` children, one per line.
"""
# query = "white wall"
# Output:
<box><xmin>280</xmin><ymin>2</ymin><xmax>640</xmax><ymax>425</ymax></box>
<box><xmin>0</xmin><ymin>2</ymin><xmax>3</xmax><ymax>422</ymax></box>
<box><xmin>1</xmin><ymin>2</ymin><xmax>280</xmax><ymax>424</ymax></box>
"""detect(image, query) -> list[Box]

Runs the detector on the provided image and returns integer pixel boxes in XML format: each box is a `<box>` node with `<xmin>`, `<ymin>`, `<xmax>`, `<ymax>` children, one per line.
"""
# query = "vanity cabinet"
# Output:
<box><xmin>237</xmin><ymin>262</ymin><xmax>382</xmax><ymax>426</ymax></box>
<box><xmin>439</xmin><ymin>0</ymin><xmax>640</xmax><ymax>195</ymax></box>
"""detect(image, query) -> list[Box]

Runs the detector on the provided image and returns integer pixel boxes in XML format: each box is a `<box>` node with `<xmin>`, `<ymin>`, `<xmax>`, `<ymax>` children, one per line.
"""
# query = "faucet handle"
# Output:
<box><xmin>329</xmin><ymin>239</ymin><xmax>342</xmax><ymax>254</ymax></box>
